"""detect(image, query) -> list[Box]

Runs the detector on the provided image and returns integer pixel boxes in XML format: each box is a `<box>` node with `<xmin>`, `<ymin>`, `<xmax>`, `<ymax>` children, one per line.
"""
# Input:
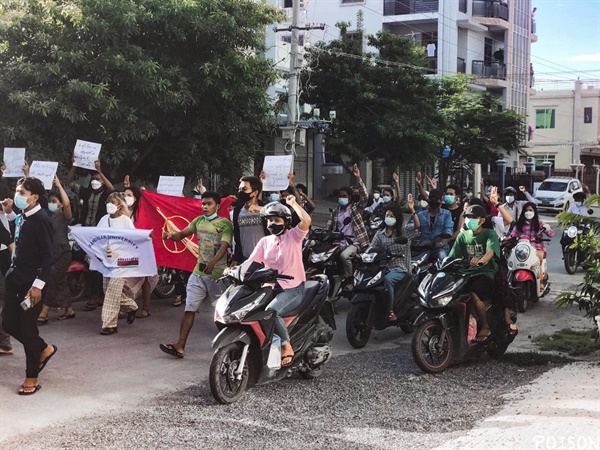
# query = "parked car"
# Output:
<box><xmin>533</xmin><ymin>177</ymin><xmax>583</xmax><ymax>212</ymax></box>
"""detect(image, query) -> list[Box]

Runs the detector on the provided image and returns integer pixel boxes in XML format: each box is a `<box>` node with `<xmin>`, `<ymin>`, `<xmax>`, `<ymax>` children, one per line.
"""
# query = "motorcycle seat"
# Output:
<box><xmin>411</xmin><ymin>251</ymin><xmax>429</xmax><ymax>265</ymax></box>
<box><xmin>284</xmin><ymin>278</ymin><xmax>324</xmax><ymax>317</ymax></box>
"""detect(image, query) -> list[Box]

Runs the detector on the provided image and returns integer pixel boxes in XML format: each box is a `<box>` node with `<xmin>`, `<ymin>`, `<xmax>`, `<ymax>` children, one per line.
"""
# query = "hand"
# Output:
<box><xmin>352</xmin><ymin>163</ymin><xmax>360</xmax><ymax>179</ymax></box>
<box><xmin>259</xmin><ymin>170</ymin><xmax>266</xmax><ymax>181</ymax></box>
<box><xmin>53</xmin><ymin>175</ymin><xmax>61</xmax><ymax>187</ymax></box>
<box><xmin>203</xmin><ymin>261</ymin><xmax>216</xmax><ymax>275</ymax></box>
<box><xmin>287</xmin><ymin>171</ymin><xmax>295</xmax><ymax>186</ymax></box>
<box><xmin>416</xmin><ymin>172</ymin><xmax>423</xmax><ymax>186</ymax></box>
<box><xmin>23</xmin><ymin>160</ymin><xmax>30</xmax><ymax>176</ymax></box>
<box><xmin>286</xmin><ymin>194</ymin><xmax>297</xmax><ymax>206</ymax></box>
<box><xmin>489</xmin><ymin>186</ymin><xmax>499</xmax><ymax>205</ymax></box>
<box><xmin>124</xmin><ymin>175</ymin><xmax>130</xmax><ymax>189</ymax></box>
<box><xmin>27</xmin><ymin>287</ymin><xmax>42</xmax><ymax>305</ymax></box>
<box><xmin>519</xmin><ymin>185</ymin><xmax>526</xmax><ymax>193</ymax></box>
<box><xmin>470</xmin><ymin>257</ymin><xmax>480</xmax><ymax>267</ymax></box>
<box><xmin>425</xmin><ymin>175</ymin><xmax>436</xmax><ymax>189</ymax></box>
<box><xmin>223</xmin><ymin>267</ymin><xmax>232</xmax><ymax>276</ymax></box>
<box><xmin>162</xmin><ymin>232</ymin><xmax>171</xmax><ymax>240</ymax></box>
<box><xmin>480</xmin><ymin>178</ymin><xmax>485</xmax><ymax>189</ymax></box>
<box><xmin>542</xmin><ymin>223</ymin><xmax>551</xmax><ymax>233</ymax></box>
<box><xmin>1</xmin><ymin>198</ymin><xmax>14</xmax><ymax>213</ymax></box>
<box><xmin>94</xmin><ymin>160</ymin><xmax>102</xmax><ymax>173</ymax></box>
<box><xmin>435</xmin><ymin>241</ymin><xmax>445</xmax><ymax>249</ymax></box>
<box><xmin>195</xmin><ymin>179</ymin><xmax>205</xmax><ymax>194</ymax></box>
<box><xmin>407</xmin><ymin>193</ymin><xmax>414</xmax><ymax>212</ymax></box>
<box><xmin>392</xmin><ymin>172</ymin><xmax>399</xmax><ymax>183</ymax></box>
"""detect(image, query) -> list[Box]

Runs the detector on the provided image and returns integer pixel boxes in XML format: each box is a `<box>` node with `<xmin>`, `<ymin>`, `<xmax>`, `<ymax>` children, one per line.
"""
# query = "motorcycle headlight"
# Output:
<box><xmin>515</xmin><ymin>244</ymin><xmax>530</xmax><ymax>262</ymax></box>
<box><xmin>361</xmin><ymin>253</ymin><xmax>377</xmax><ymax>263</ymax></box>
<box><xmin>218</xmin><ymin>293</ymin><xmax>266</xmax><ymax>323</ymax></box>
<box><xmin>367</xmin><ymin>271</ymin><xmax>382</xmax><ymax>287</ymax></box>
<box><xmin>310</xmin><ymin>252</ymin><xmax>328</xmax><ymax>263</ymax></box>
<box><xmin>431</xmin><ymin>295</ymin><xmax>453</xmax><ymax>307</ymax></box>
<box><xmin>566</xmin><ymin>226</ymin><xmax>578</xmax><ymax>239</ymax></box>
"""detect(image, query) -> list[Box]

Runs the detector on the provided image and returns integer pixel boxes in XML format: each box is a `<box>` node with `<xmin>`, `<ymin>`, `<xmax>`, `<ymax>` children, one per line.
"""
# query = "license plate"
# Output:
<box><xmin>541</xmin><ymin>201</ymin><xmax>550</xmax><ymax>206</ymax></box>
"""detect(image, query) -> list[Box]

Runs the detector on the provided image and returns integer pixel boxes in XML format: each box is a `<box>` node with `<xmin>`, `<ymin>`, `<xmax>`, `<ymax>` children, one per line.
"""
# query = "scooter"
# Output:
<box><xmin>345</xmin><ymin>238</ymin><xmax>428</xmax><ymax>348</ymax></box>
<box><xmin>504</xmin><ymin>232</ymin><xmax>551</xmax><ymax>313</ymax></box>
<box><xmin>561</xmin><ymin>221</ymin><xmax>592</xmax><ymax>274</ymax></box>
<box><xmin>210</xmin><ymin>261</ymin><xmax>336</xmax><ymax>404</ymax></box>
<box><xmin>411</xmin><ymin>258</ymin><xmax>517</xmax><ymax>373</ymax></box>
<box><xmin>66</xmin><ymin>228</ymin><xmax>90</xmax><ymax>302</ymax></box>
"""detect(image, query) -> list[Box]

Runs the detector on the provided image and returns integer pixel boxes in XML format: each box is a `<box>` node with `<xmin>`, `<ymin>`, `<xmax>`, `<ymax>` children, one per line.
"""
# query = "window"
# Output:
<box><xmin>283</xmin><ymin>0</ymin><xmax>292</xmax><ymax>7</ymax></box>
<box><xmin>535</xmin><ymin>109</ymin><xmax>556</xmax><ymax>129</ymax></box>
<box><xmin>534</xmin><ymin>156</ymin><xmax>555</xmax><ymax>171</ymax></box>
<box><xmin>584</xmin><ymin>107</ymin><xmax>592</xmax><ymax>124</ymax></box>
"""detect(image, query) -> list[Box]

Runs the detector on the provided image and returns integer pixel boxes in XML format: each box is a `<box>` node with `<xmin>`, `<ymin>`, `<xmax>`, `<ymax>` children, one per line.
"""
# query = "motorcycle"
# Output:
<box><xmin>561</xmin><ymin>220</ymin><xmax>592</xmax><ymax>274</ymax></box>
<box><xmin>153</xmin><ymin>266</ymin><xmax>185</xmax><ymax>298</ymax></box>
<box><xmin>362</xmin><ymin>211</ymin><xmax>384</xmax><ymax>241</ymax></box>
<box><xmin>66</xmin><ymin>228</ymin><xmax>90</xmax><ymax>302</ymax></box>
<box><xmin>504</xmin><ymin>232</ymin><xmax>551</xmax><ymax>313</ymax></box>
<box><xmin>411</xmin><ymin>258</ymin><xmax>517</xmax><ymax>373</ymax></box>
<box><xmin>345</xmin><ymin>238</ymin><xmax>428</xmax><ymax>348</ymax></box>
<box><xmin>210</xmin><ymin>261</ymin><xmax>336</xmax><ymax>404</ymax></box>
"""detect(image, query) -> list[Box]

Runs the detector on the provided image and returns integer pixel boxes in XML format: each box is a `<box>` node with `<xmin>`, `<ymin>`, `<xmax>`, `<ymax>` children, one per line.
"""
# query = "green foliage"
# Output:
<box><xmin>556</xmin><ymin>194</ymin><xmax>600</xmax><ymax>321</ymax></box>
<box><xmin>0</xmin><ymin>0</ymin><xmax>284</xmax><ymax>186</ymax></box>
<box><xmin>534</xmin><ymin>329</ymin><xmax>600</xmax><ymax>356</ymax></box>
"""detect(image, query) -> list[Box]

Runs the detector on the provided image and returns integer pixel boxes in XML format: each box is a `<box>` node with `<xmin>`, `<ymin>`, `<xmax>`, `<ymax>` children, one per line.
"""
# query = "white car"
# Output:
<box><xmin>534</xmin><ymin>177</ymin><xmax>584</xmax><ymax>212</ymax></box>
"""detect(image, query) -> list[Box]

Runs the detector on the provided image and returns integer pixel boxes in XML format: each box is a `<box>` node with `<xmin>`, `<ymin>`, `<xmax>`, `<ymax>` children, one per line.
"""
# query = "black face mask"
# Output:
<box><xmin>428</xmin><ymin>200</ymin><xmax>442</xmax><ymax>209</ymax></box>
<box><xmin>267</xmin><ymin>223</ymin><xmax>286</xmax><ymax>236</ymax></box>
<box><xmin>351</xmin><ymin>194</ymin><xmax>360</xmax><ymax>203</ymax></box>
<box><xmin>236</xmin><ymin>191</ymin><xmax>252</xmax><ymax>204</ymax></box>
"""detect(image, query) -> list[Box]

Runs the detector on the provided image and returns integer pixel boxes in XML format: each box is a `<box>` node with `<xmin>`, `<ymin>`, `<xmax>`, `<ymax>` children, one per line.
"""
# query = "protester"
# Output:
<box><xmin>365</xmin><ymin>187</ymin><xmax>383</xmax><ymax>214</ymax></box>
<box><xmin>295</xmin><ymin>183</ymin><xmax>316</xmax><ymax>215</ymax></box>
<box><xmin>411</xmin><ymin>188</ymin><xmax>454</xmax><ymax>260</ymax></box>
<box><xmin>371</xmin><ymin>173</ymin><xmax>402</xmax><ymax>218</ymax></box>
<box><xmin>97</xmin><ymin>192</ymin><xmax>139</xmax><ymax>335</ymax></box>
<box><xmin>37</xmin><ymin>176</ymin><xmax>74</xmax><ymax>324</ymax></box>
<box><xmin>498</xmin><ymin>186</ymin><xmax>535</xmax><ymax>224</ymax></box>
<box><xmin>160</xmin><ymin>191</ymin><xmax>233</xmax><ymax>358</ymax></box>
<box><xmin>0</xmin><ymin>211</ymin><xmax>13</xmax><ymax>355</ymax></box>
<box><xmin>2</xmin><ymin>177</ymin><xmax>57</xmax><ymax>395</ymax></box>
<box><xmin>232</xmin><ymin>175</ymin><xmax>267</xmax><ymax>265</ymax></box>
<box><xmin>567</xmin><ymin>191</ymin><xmax>593</xmax><ymax>216</ymax></box>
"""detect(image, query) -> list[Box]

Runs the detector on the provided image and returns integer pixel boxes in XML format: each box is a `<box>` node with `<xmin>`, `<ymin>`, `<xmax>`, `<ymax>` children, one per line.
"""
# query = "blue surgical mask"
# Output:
<box><xmin>465</xmin><ymin>217</ymin><xmax>481</xmax><ymax>231</ymax></box>
<box><xmin>48</xmin><ymin>203</ymin><xmax>59</xmax><ymax>212</ymax></box>
<box><xmin>14</xmin><ymin>194</ymin><xmax>30</xmax><ymax>210</ymax></box>
<box><xmin>382</xmin><ymin>195</ymin><xmax>392</xmax><ymax>203</ymax></box>
<box><xmin>204</xmin><ymin>212</ymin><xmax>218</xmax><ymax>221</ymax></box>
<box><xmin>384</xmin><ymin>217</ymin><xmax>396</xmax><ymax>227</ymax></box>
<box><xmin>269</xmin><ymin>193</ymin><xmax>281</xmax><ymax>202</ymax></box>
<box><xmin>338</xmin><ymin>198</ymin><xmax>349</xmax><ymax>206</ymax></box>
<box><xmin>575</xmin><ymin>201</ymin><xmax>583</xmax><ymax>207</ymax></box>
<box><xmin>505</xmin><ymin>195</ymin><xmax>514</xmax><ymax>204</ymax></box>
<box><xmin>443</xmin><ymin>195</ymin><xmax>456</xmax><ymax>205</ymax></box>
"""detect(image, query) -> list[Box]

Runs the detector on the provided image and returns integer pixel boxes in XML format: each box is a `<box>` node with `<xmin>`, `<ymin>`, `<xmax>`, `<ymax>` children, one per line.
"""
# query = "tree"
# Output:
<box><xmin>0</xmin><ymin>0</ymin><xmax>284</xmax><ymax>187</ymax></box>
<box><xmin>299</xmin><ymin>23</ymin><xmax>442</xmax><ymax>169</ymax></box>
<box><xmin>435</xmin><ymin>75</ymin><xmax>526</xmax><ymax>184</ymax></box>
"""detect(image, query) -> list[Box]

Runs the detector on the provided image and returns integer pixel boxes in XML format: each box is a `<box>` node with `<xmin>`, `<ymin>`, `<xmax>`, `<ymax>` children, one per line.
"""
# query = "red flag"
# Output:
<box><xmin>136</xmin><ymin>191</ymin><xmax>203</xmax><ymax>272</ymax></box>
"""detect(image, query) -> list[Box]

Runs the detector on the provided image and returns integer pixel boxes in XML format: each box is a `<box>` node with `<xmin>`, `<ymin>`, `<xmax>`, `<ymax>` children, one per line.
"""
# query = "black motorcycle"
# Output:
<box><xmin>210</xmin><ymin>261</ymin><xmax>336</xmax><ymax>404</ymax></box>
<box><xmin>345</xmin><ymin>238</ymin><xmax>428</xmax><ymax>348</ymax></box>
<box><xmin>561</xmin><ymin>220</ymin><xmax>592</xmax><ymax>274</ymax></box>
<box><xmin>411</xmin><ymin>258</ymin><xmax>517</xmax><ymax>373</ymax></box>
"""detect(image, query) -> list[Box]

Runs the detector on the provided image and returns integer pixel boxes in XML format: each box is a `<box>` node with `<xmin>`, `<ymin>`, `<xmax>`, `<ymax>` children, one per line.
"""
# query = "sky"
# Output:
<box><xmin>532</xmin><ymin>0</ymin><xmax>600</xmax><ymax>83</ymax></box>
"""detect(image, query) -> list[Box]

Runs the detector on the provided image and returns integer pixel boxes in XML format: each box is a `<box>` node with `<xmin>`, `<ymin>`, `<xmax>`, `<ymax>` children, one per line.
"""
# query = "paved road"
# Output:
<box><xmin>0</xmin><ymin>213</ymin><xmax>593</xmax><ymax>445</ymax></box>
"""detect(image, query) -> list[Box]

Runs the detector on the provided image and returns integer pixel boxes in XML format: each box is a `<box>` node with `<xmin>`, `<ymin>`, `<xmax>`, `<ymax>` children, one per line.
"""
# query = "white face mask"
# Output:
<box><xmin>373</xmin><ymin>193</ymin><xmax>380</xmax><ymax>200</ymax></box>
<box><xmin>524</xmin><ymin>211</ymin><xmax>535</xmax><ymax>220</ymax></box>
<box><xmin>420</xmin><ymin>200</ymin><xmax>429</xmax><ymax>209</ymax></box>
<box><xmin>91</xmin><ymin>180</ymin><xmax>102</xmax><ymax>190</ymax></box>
<box><xmin>106</xmin><ymin>203</ymin><xmax>118</xmax><ymax>215</ymax></box>
<box><xmin>125</xmin><ymin>196</ymin><xmax>135</xmax><ymax>207</ymax></box>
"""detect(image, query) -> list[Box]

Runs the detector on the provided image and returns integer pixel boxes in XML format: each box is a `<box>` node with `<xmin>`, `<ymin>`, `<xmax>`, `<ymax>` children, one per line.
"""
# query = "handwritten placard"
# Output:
<box><xmin>30</xmin><ymin>161</ymin><xmax>58</xmax><ymax>190</ymax></box>
<box><xmin>262</xmin><ymin>155</ymin><xmax>293</xmax><ymax>191</ymax></box>
<box><xmin>157</xmin><ymin>176</ymin><xmax>185</xmax><ymax>197</ymax></box>
<box><xmin>73</xmin><ymin>140</ymin><xmax>101</xmax><ymax>171</ymax></box>
<box><xmin>3</xmin><ymin>148</ymin><xmax>26</xmax><ymax>178</ymax></box>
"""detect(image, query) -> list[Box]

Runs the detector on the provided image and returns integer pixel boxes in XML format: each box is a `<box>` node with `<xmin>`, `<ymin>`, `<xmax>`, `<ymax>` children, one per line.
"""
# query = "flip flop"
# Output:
<box><xmin>281</xmin><ymin>353</ymin><xmax>294</xmax><ymax>366</ymax></box>
<box><xmin>57</xmin><ymin>314</ymin><xmax>76</xmax><ymax>321</ymax></box>
<box><xmin>472</xmin><ymin>333</ymin><xmax>491</xmax><ymax>343</ymax></box>
<box><xmin>507</xmin><ymin>323</ymin><xmax>518</xmax><ymax>337</ymax></box>
<box><xmin>159</xmin><ymin>344</ymin><xmax>184</xmax><ymax>359</ymax></box>
<box><xmin>37</xmin><ymin>317</ymin><xmax>48</xmax><ymax>325</ymax></box>
<box><xmin>39</xmin><ymin>345</ymin><xmax>58</xmax><ymax>373</ymax></box>
<box><xmin>136</xmin><ymin>310</ymin><xmax>151</xmax><ymax>318</ymax></box>
<box><xmin>18</xmin><ymin>384</ymin><xmax>41</xmax><ymax>396</ymax></box>
<box><xmin>0</xmin><ymin>348</ymin><xmax>13</xmax><ymax>356</ymax></box>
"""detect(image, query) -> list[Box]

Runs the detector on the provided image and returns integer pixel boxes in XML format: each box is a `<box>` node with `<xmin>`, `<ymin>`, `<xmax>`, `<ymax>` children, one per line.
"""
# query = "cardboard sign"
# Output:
<box><xmin>262</xmin><ymin>155</ymin><xmax>293</xmax><ymax>191</ymax></box>
<box><xmin>157</xmin><ymin>176</ymin><xmax>185</xmax><ymax>197</ymax></box>
<box><xmin>29</xmin><ymin>161</ymin><xmax>59</xmax><ymax>190</ymax></box>
<box><xmin>73</xmin><ymin>140</ymin><xmax>101</xmax><ymax>171</ymax></box>
<box><xmin>3</xmin><ymin>148</ymin><xmax>26</xmax><ymax>178</ymax></box>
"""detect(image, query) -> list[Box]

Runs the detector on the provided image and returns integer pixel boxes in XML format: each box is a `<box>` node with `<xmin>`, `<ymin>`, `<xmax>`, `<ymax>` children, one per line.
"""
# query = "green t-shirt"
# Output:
<box><xmin>448</xmin><ymin>228</ymin><xmax>500</xmax><ymax>279</ymax></box>
<box><xmin>188</xmin><ymin>216</ymin><xmax>233</xmax><ymax>279</ymax></box>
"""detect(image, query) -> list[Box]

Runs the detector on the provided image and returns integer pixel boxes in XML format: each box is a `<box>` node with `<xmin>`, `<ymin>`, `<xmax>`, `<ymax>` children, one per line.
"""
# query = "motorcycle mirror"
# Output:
<box><xmin>329</xmin><ymin>208</ymin><xmax>333</xmax><ymax>213</ymax></box>
<box><xmin>343</xmin><ymin>217</ymin><xmax>352</xmax><ymax>226</ymax></box>
<box><xmin>394</xmin><ymin>236</ymin><xmax>408</xmax><ymax>245</ymax></box>
<box><xmin>588</xmin><ymin>209</ymin><xmax>594</xmax><ymax>215</ymax></box>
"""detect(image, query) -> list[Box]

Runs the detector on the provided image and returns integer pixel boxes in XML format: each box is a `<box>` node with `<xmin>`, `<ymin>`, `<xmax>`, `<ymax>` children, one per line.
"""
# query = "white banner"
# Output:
<box><xmin>29</xmin><ymin>161</ymin><xmax>58</xmax><ymax>189</ymax></box>
<box><xmin>70</xmin><ymin>227</ymin><xmax>157</xmax><ymax>278</ymax></box>
<box><xmin>157</xmin><ymin>176</ymin><xmax>185</xmax><ymax>197</ymax></box>
<box><xmin>73</xmin><ymin>140</ymin><xmax>101</xmax><ymax>171</ymax></box>
<box><xmin>3</xmin><ymin>148</ymin><xmax>26</xmax><ymax>178</ymax></box>
<box><xmin>262</xmin><ymin>155</ymin><xmax>293</xmax><ymax>191</ymax></box>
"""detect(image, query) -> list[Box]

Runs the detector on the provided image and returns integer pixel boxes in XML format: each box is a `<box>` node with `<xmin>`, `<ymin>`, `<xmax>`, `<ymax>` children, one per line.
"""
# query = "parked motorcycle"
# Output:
<box><xmin>362</xmin><ymin>211</ymin><xmax>384</xmax><ymax>241</ymax></box>
<box><xmin>411</xmin><ymin>258</ymin><xmax>517</xmax><ymax>373</ymax></box>
<box><xmin>504</xmin><ymin>233</ymin><xmax>551</xmax><ymax>312</ymax></box>
<box><xmin>210</xmin><ymin>261</ymin><xmax>336</xmax><ymax>404</ymax></box>
<box><xmin>66</xmin><ymin>228</ymin><xmax>90</xmax><ymax>302</ymax></box>
<box><xmin>561</xmin><ymin>220</ymin><xmax>592</xmax><ymax>274</ymax></box>
<box><xmin>153</xmin><ymin>266</ymin><xmax>182</xmax><ymax>298</ymax></box>
<box><xmin>345</xmin><ymin>238</ymin><xmax>428</xmax><ymax>348</ymax></box>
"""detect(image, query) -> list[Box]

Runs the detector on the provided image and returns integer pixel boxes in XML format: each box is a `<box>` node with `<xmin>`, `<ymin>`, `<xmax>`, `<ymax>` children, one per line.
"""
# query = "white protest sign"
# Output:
<box><xmin>73</xmin><ymin>140</ymin><xmax>101</xmax><ymax>171</ymax></box>
<box><xmin>3</xmin><ymin>148</ymin><xmax>26</xmax><ymax>178</ymax></box>
<box><xmin>262</xmin><ymin>155</ymin><xmax>293</xmax><ymax>191</ymax></box>
<box><xmin>157</xmin><ymin>176</ymin><xmax>185</xmax><ymax>197</ymax></box>
<box><xmin>29</xmin><ymin>161</ymin><xmax>59</xmax><ymax>190</ymax></box>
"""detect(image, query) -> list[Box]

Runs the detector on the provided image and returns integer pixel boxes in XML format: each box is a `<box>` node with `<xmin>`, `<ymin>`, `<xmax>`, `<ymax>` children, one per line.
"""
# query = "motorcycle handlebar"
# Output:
<box><xmin>277</xmin><ymin>274</ymin><xmax>295</xmax><ymax>280</ymax></box>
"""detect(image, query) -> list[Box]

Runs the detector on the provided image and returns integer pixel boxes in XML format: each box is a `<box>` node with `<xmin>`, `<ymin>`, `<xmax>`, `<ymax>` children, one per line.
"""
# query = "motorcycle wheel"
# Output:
<box><xmin>411</xmin><ymin>320</ymin><xmax>453</xmax><ymax>374</ymax></box>
<box><xmin>300</xmin><ymin>366</ymin><xmax>323</xmax><ymax>379</ymax></box>
<box><xmin>153</xmin><ymin>267</ymin><xmax>177</xmax><ymax>298</ymax></box>
<box><xmin>345</xmin><ymin>303</ymin><xmax>372</xmax><ymax>349</ymax></box>
<box><xmin>209</xmin><ymin>343</ymin><xmax>249</xmax><ymax>405</ymax></box>
<box><xmin>66</xmin><ymin>272</ymin><xmax>87</xmax><ymax>302</ymax></box>
<box><xmin>563</xmin><ymin>248</ymin><xmax>578</xmax><ymax>275</ymax></box>
<box><xmin>515</xmin><ymin>284</ymin><xmax>528</xmax><ymax>313</ymax></box>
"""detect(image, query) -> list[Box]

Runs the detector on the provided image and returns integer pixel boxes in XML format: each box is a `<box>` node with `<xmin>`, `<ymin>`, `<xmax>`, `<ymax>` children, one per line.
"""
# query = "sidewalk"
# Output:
<box><xmin>434</xmin><ymin>362</ymin><xmax>600</xmax><ymax>450</ymax></box>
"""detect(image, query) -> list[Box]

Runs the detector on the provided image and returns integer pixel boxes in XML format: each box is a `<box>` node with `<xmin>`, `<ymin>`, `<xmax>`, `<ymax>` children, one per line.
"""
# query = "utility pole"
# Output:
<box><xmin>274</xmin><ymin>1</ymin><xmax>324</xmax><ymax>156</ymax></box>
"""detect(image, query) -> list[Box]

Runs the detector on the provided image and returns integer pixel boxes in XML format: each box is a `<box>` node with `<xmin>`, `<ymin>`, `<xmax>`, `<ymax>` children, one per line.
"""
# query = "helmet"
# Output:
<box><xmin>260</xmin><ymin>202</ymin><xmax>292</xmax><ymax>220</ymax></box>
<box><xmin>503</xmin><ymin>186</ymin><xmax>517</xmax><ymax>195</ymax></box>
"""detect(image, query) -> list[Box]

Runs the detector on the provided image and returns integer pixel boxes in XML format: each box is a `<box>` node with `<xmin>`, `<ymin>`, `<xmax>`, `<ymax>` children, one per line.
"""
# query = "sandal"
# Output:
<box><xmin>507</xmin><ymin>323</ymin><xmax>518</xmax><ymax>337</ymax></box>
<box><xmin>136</xmin><ymin>310</ymin><xmax>151</xmax><ymax>318</ymax></box>
<box><xmin>281</xmin><ymin>353</ymin><xmax>294</xmax><ymax>366</ymax></box>
<box><xmin>37</xmin><ymin>317</ymin><xmax>48</xmax><ymax>325</ymax></box>
<box><xmin>472</xmin><ymin>332</ymin><xmax>491</xmax><ymax>343</ymax></box>
<box><xmin>172</xmin><ymin>295</ymin><xmax>183</xmax><ymax>307</ymax></box>
<box><xmin>39</xmin><ymin>345</ymin><xmax>58</xmax><ymax>373</ymax></box>
<box><xmin>159</xmin><ymin>343</ymin><xmax>184</xmax><ymax>359</ymax></box>
<box><xmin>57</xmin><ymin>313</ymin><xmax>76</xmax><ymax>321</ymax></box>
<box><xmin>18</xmin><ymin>384</ymin><xmax>42</xmax><ymax>396</ymax></box>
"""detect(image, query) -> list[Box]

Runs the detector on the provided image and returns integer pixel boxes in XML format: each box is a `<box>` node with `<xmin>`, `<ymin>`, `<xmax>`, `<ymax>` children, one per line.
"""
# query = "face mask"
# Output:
<box><xmin>465</xmin><ymin>218</ymin><xmax>481</xmax><ymax>231</ymax></box>
<box><xmin>420</xmin><ymin>200</ymin><xmax>428</xmax><ymax>209</ymax></box>
<box><xmin>91</xmin><ymin>180</ymin><xmax>102</xmax><ymax>190</ymax></box>
<box><xmin>384</xmin><ymin>217</ymin><xmax>396</xmax><ymax>227</ymax></box>
<box><xmin>443</xmin><ymin>195</ymin><xmax>455</xmax><ymax>205</ymax></box>
<box><xmin>267</xmin><ymin>223</ymin><xmax>285</xmax><ymax>236</ymax></box>
<box><xmin>373</xmin><ymin>193</ymin><xmax>381</xmax><ymax>200</ymax></box>
<box><xmin>524</xmin><ymin>211</ymin><xmax>535</xmax><ymax>220</ymax></box>
<box><xmin>14</xmin><ymin>194</ymin><xmax>30</xmax><ymax>210</ymax></box>
<box><xmin>106</xmin><ymin>203</ymin><xmax>118</xmax><ymax>215</ymax></box>
<box><xmin>193</xmin><ymin>195</ymin><xmax>202</xmax><ymax>200</ymax></box>
<box><xmin>204</xmin><ymin>212</ymin><xmax>218</xmax><ymax>221</ymax></box>
<box><xmin>351</xmin><ymin>194</ymin><xmax>360</xmax><ymax>203</ymax></box>
<box><xmin>48</xmin><ymin>203</ymin><xmax>59</xmax><ymax>212</ymax></box>
<box><xmin>269</xmin><ymin>193</ymin><xmax>280</xmax><ymax>202</ymax></box>
<box><xmin>505</xmin><ymin>195</ymin><xmax>514</xmax><ymax>204</ymax></box>
<box><xmin>237</xmin><ymin>191</ymin><xmax>252</xmax><ymax>204</ymax></box>
<box><xmin>382</xmin><ymin>195</ymin><xmax>392</xmax><ymax>203</ymax></box>
<box><xmin>575</xmin><ymin>201</ymin><xmax>583</xmax><ymax>207</ymax></box>
<box><xmin>338</xmin><ymin>197</ymin><xmax>349</xmax><ymax>206</ymax></box>
<box><xmin>125</xmin><ymin>196</ymin><xmax>135</xmax><ymax>207</ymax></box>
<box><xmin>428</xmin><ymin>200</ymin><xmax>442</xmax><ymax>209</ymax></box>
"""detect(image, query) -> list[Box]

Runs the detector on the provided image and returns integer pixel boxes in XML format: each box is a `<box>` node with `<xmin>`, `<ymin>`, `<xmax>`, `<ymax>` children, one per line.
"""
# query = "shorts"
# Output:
<box><xmin>185</xmin><ymin>273</ymin><xmax>224</xmax><ymax>312</ymax></box>
<box><xmin>466</xmin><ymin>275</ymin><xmax>494</xmax><ymax>303</ymax></box>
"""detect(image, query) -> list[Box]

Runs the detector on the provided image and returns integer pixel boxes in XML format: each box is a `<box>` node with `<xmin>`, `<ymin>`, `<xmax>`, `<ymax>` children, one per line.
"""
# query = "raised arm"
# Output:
<box><xmin>353</xmin><ymin>164</ymin><xmax>368</xmax><ymax>209</ymax></box>
<box><xmin>392</xmin><ymin>172</ymin><xmax>402</xmax><ymax>205</ymax></box>
<box><xmin>286</xmin><ymin>194</ymin><xmax>311</xmax><ymax>231</ymax></box>
<box><xmin>95</xmin><ymin>160</ymin><xmax>114</xmax><ymax>193</ymax></box>
<box><xmin>407</xmin><ymin>194</ymin><xmax>420</xmax><ymax>229</ymax></box>
<box><xmin>519</xmin><ymin>185</ymin><xmax>535</xmax><ymax>203</ymax></box>
<box><xmin>287</xmin><ymin>172</ymin><xmax>303</xmax><ymax>204</ymax></box>
<box><xmin>54</xmin><ymin>176</ymin><xmax>72</xmax><ymax>222</ymax></box>
<box><xmin>66</xmin><ymin>156</ymin><xmax>78</xmax><ymax>189</ymax></box>
<box><xmin>415</xmin><ymin>172</ymin><xmax>429</xmax><ymax>201</ymax></box>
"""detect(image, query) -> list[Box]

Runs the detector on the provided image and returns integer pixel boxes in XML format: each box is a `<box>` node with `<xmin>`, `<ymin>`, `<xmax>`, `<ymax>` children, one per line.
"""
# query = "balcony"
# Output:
<box><xmin>383</xmin><ymin>0</ymin><xmax>439</xmax><ymax>16</ymax></box>
<box><xmin>457</xmin><ymin>57</ymin><xmax>466</xmax><ymax>73</ymax></box>
<box><xmin>472</xmin><ymin>60</ymin><xmax>508</xmax><ymax>89</ymax></box>
<box><xmin>472</xmin><ymin>0</ymin><xmax>510</xmax><ymax>30</ymax></box>
<box><xmin>459</xmin><ymin>0</ymin><xmax>467</xmax><ymax>13</ymax></box>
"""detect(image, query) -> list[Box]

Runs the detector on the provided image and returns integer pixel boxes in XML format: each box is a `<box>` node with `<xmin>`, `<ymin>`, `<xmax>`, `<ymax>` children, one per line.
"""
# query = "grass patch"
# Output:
<box><xmin>503</xmin><ymin>351</ymin><xmax>573</xmax><ymax>367</ymax></box>
<box><xmin>534</xmin><ymin>328</ymin><xmax>600</xmax><ymax>356</ymax></box>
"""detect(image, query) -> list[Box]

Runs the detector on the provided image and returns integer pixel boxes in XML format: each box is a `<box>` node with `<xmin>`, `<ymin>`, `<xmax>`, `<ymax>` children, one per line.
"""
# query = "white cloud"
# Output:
<box><xmin>567</xmin><ymin>54</ymin><xmax>600</xmax><ymax>62</ymax></box>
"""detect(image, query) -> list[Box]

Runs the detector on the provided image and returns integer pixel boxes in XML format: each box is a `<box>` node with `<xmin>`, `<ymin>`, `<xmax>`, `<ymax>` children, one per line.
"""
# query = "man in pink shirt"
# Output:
<box><xmin>246</xmin><ymin>194</ymin><xmax>311</xmax><ymax>366</ymax></box>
